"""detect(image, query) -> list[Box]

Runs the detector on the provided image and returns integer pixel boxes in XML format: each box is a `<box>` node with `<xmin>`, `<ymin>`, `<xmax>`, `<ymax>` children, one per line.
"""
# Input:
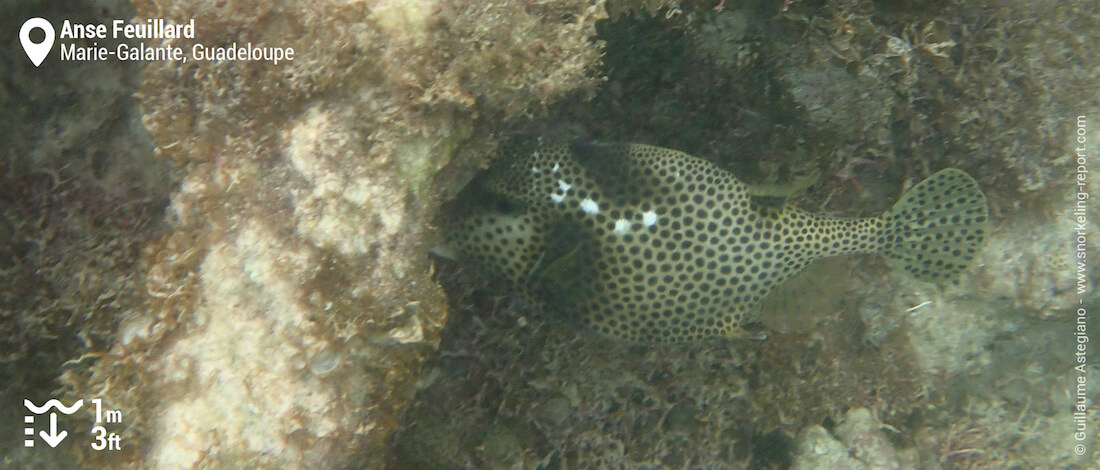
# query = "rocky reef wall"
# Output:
<box><xmin>47</xmin><ymin>0</ymin><xmax>607</xmax><ymax>467</ymax></box>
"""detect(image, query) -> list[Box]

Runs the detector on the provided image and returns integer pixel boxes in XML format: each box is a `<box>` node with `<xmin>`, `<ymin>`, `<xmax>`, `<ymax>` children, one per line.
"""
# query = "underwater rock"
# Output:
<box><xmin>58</xmin><ymin>0</ymin><xmax>607</xmax><ymax>467</ymax></box>
<box><xmin>792</xmin><ymin>408</ymin><xmax>917</xmax><ymax>470</ymax></box>
<box><xmin>782</xmin><ymin>61</ymin><xmax>894</xmax><ymax>141</ymax></box>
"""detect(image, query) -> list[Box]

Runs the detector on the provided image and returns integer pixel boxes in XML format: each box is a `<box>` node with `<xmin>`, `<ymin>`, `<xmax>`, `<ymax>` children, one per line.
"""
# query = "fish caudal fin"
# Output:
<box><xmin>881</xmin><ymin>169</ymin><xmax>989</xmax><ymax>282</ymax></box>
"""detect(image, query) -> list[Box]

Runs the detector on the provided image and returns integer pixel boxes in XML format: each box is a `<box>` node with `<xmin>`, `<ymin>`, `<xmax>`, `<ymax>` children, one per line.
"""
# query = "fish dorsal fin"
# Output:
<box><xmin>745</xmin><ymin>168</ymin><xmax>821</xmax><ymax>207</ymax></box>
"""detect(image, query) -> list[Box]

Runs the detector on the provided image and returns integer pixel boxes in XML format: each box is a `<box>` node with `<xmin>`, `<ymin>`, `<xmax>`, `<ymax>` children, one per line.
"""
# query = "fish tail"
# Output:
<box><xmin>880</xmin><ymin>169</ymin><xmax>989</xmax><ymax>282</ymax></box>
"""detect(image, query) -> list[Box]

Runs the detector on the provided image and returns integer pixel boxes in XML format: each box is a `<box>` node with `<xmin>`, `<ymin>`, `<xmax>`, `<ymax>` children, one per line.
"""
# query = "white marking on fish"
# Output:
<box><xmin>642</xmin><ymin>210</ymin><xmax>658</xmax><ymax>227</ymax></box>
<box><xmin>557</xmin><ymin>180</ymin><xmax>571</xmax><ymax>193</ymax></box>
<box><xmin>614</xmin><ymin>219</ymin><xmax>631</xmax><ymax>234</ymax></box>
<box><xmin>550</xmin><ymin>193</ymin><xmax>565</xmax><ymax>203</ymax></box>
<box><xmin>580</xmin><ymin>198</ymin><xmax>599</xmax><ymax>215</ymax></box>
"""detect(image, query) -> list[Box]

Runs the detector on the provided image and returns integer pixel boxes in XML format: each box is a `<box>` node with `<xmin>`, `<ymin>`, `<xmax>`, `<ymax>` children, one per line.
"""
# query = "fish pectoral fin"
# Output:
<box><xmin>528</xmin><ymin>244</ymin><xmax>585</xmax><ymax>285</ymax></box>
<box><xmin>527</xmin><ymin>243</ymin><xmax>594</xmax><ymax>308</ymax></box>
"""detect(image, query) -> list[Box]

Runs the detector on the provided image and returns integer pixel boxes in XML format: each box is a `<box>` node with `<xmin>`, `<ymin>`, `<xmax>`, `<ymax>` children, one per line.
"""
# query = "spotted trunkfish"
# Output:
<box><xmin>440</xmin><ymin>142</ymin><xmax>989</xmax><ymax>343</ymax></box>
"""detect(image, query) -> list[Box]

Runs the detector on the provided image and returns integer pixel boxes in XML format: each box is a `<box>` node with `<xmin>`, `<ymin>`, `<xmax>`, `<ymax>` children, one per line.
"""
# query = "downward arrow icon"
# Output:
<box><xmin>39</xmin><ymin>413</ymin><xmax>67</xmax><ymax>448</ymax></box>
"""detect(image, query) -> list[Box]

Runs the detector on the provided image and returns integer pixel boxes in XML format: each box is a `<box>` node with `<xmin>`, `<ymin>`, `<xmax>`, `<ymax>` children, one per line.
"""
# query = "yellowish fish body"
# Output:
<box><xmin>442</xmin><ymin>142</ymin><xmax>989</xmax><ymax>343</ymax></box>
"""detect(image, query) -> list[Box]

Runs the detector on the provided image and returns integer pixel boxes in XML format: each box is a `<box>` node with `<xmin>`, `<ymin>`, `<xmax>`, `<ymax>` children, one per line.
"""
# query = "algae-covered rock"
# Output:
<box><xmin>53</xmin><ymin>0</ymin><xmax>607</xmax><ymax>467</ymax></box>
<box><xmin>792</xmin><ymin>408</ymin><xmax>918</xmax><ymax>470</ymax></box>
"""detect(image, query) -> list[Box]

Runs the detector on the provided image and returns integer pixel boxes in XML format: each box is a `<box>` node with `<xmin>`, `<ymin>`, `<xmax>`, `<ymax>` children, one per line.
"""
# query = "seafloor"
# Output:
<box><xmin>2</xmin><ymin>0</ymin><xmax>1098</xmax><ymax>469</ymax></box>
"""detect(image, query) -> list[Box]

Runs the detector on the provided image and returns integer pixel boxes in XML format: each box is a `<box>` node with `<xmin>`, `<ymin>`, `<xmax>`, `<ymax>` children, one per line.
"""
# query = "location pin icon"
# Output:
<box><xmin>20</xmin><ymin>18</ymin><xmax>55</xmax><ymax>67</ymax></box>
